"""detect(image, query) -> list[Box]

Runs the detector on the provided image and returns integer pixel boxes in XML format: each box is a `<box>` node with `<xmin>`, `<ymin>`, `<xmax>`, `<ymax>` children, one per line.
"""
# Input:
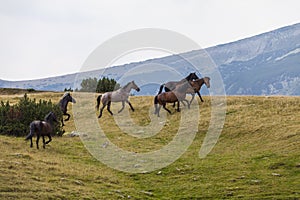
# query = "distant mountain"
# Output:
<box><xmin>1</xmin><ymin>23</ymin><xmax>300</xmax><ymax>95</ymax></box>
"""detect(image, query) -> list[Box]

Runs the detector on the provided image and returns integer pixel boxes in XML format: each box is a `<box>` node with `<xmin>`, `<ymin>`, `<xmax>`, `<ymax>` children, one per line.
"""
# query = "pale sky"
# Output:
<box><xmin>1</xmin><ymin>0</ymin><xmax>300</xmax><ymax>81</ymax></box>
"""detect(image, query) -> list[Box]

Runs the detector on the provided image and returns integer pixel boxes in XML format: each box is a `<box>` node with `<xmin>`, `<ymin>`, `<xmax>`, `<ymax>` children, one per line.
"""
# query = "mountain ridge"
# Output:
<box><xmin>1</xmin><ymin>23</ymin><xmax>300</xmax><ymax>95</ymax></box>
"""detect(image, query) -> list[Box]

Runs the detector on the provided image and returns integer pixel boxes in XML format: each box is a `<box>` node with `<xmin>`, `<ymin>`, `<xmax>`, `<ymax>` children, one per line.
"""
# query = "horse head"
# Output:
<box><xmin>44</xmin><ymin>111</ymin><xmax>58</xmax><ymax>123</ymax></box>
<box><xmin>63</xmin><ymin>92</ymin><xmax>76</xmax><ymax>103</ymax></box>
<box><xmin>187</xmin><ymin>72</ymin><xmax>199</xmax><ymax>81</ymax></box>
<box><xmin>131</xmin><ymin>81</ymin><xmax>140</xmax><ymax>92</ymax></box>
<box><xmin>204</xmin><ymin>77</ymin><xmax>210</xmax><ymax>88</ymax></box>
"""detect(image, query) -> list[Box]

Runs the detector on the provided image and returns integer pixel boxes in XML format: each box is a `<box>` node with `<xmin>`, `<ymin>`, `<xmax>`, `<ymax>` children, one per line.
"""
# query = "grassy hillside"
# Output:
<box><xmin>0</xmin><ymin>91</ymin><xmax>299</xmax><ymax>199</ymax></box>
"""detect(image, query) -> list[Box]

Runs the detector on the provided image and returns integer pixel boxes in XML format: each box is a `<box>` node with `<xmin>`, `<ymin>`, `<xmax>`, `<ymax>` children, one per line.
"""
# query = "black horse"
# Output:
<box><xmin>158</xmin><ymin>72</ymin><xmax>199</xmax><ymax>94</ymax></box>
<box><xmin>25</xmin><ymin>112</ymin><xmax>58</xmax><ymax>149</ymax></box>
<box><xmin>59</xmin><ymin>92</ymin><xmax>76</xmax><ymax>126</ymax></box>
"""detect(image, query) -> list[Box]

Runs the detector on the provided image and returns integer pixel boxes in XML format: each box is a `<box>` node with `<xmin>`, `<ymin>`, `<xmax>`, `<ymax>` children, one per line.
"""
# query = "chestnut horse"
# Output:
<box><xmin>154</xmin><ymin>81</ymin><xmax>191</xmax><ymax>117</ymax></box>
<box><xmin>96</xmin><ymin>81</ymin><xmax>140</xmax><ymax>118</ymax></box>
<box><xmin>25</xmin><ymin>112</ymin><xmax>58</xmax><ymax>149</ymax></box>
<box><xmin>187</xmin><ymin>77</ymin><xmax>210</xmax><ymax>104</ymax></box>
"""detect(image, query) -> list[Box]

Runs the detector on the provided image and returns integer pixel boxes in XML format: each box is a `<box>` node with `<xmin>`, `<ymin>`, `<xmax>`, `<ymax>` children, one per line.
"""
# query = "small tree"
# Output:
<box><xmin>80</xmin><ymin>77</ymin><xmax>98</xmax><ymax>92</ymax></box>
<box><xmin>96</xmin><ymin>77</ymin><xmax>120</xmax><ymax>93</ymax></box>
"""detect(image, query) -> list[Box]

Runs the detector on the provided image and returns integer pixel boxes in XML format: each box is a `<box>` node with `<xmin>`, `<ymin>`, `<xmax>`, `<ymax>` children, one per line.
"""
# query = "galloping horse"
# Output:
<box><xmin>158</xmin><ymin>72</ymin><xmax>199</xmax><ymax>94</ymax></box>
<box><xmin>187</xmin><ymin>77</ymin><xmax>210</xmax><ymax>104</ymax></box>
<box><xmin>154</xmin><ymin>81</ymin><xmax>191</xmax><ymax>117</ymax></box>
<box><xmin>96</xmin><ymin>81</ymin><xmax>140</xmax><ymax>118</ymax></box>
<box><xmin>25</xmin><ymin>112</ymin><xmax>57</xmax><ymax>149</ymax></box>
<box><xmin>59</xmin><ymin>92</ymin><xmax>76</xmax><ymax>126</ymax></box>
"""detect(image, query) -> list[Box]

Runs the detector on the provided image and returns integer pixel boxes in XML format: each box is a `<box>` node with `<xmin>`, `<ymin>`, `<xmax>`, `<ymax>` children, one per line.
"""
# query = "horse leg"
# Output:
<box><xmin>61</xmin><ymin>118</ymin><xmax>65</xmax><ymax>127</ymax></box>
<box><xmin>29</xmin><ymin>136</ymin><xmax>33</xmax><ymax>148</ymax></box>
<box><xmin>65</xmin><ymin>113</ymin><xmax>71</xmax><ymax>121</ymax></box>
<box><xmin>197</xmin><ymin>91</ymin><xmax>204</xmax><ymax>102</ymax></box>
<box><xmin>98</xmin><ymin>103</ymin><xmax>107</xmax><ymax>118</ymax></box>
<box><xmin>157</xmin><ymin>105</ymin><xmax>162</xmax><ymax>117</ymax></box>
<box><xmin>45</xmin><ymin>135</ymin><xmax>52</xmax><ymax>145</ymax></box>
<box><xmin>163</xmin><ymin>103</ymin><xmax>172</xmax><ymax>114</ymax></box>
<box><xmin>107</xmin><ymin>101</ymin><xmax>113</xmax><ymax>116</ymax></box>
<box><xmin>126</xmin><ymin>100</ymin><xmax>135</xmax><ymax>112</ymax></box>
<box><xmin>42</xmin><ymin>136</ymin><xmax>46</xmax><ymax>149</ymax></box>
<box><xmin>36</xmin><ymin>135</ymin><xmax>40</xmax><ymax>149</ymax></box>
<box><xmin>177</xmin><ymin>101</ymin><xmax>181</xmax><ymax>112</ymax></box>
<box><xmin>189</xmin><ymin>93</ymin><xmax>195</xmax><ymax>104</ymax></box>
<box><xmin>118</xmin><ymin>101</ymin><xmax>125</xmax><ymax>113</ymax></box>
<box><xmin>183</xmin><ymin>99</ymin><xmax>190</xmax><ymax>109</ymax></box>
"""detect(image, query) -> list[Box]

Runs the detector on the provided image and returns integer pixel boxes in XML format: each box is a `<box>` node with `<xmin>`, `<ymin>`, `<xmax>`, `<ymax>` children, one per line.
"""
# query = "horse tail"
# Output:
<box><xmin>154</xmin><ymin>95</ymin><xmax>159</xmax><ymax>114</ymax></box>
<box><xmin>96</xmin><ymin>95</ymin><xmax>102</xmax><ymax>110</ymax></box>
<box><xmin>25</xmin><ymin>122</ymin><xmax>35</xmax><ymax>140</ymax></box>
<box><xmin>158</xmin><ymin>84</ymin><xmax>165</xmax><ymax>94</ymax></box>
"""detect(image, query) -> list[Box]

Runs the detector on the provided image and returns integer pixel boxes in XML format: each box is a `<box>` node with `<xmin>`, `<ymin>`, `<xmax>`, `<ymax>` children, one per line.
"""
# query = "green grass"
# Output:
<box><xmin>0</xmin><ymin>92</ymin><xmax>299</xmax><ymax>199</ymax></box>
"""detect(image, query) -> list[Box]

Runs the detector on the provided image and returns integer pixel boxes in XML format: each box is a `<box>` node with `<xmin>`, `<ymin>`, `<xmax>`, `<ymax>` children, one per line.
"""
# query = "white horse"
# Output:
<box><xmin>96</xmin><ymin>81</ymin><xmax>140</xmax><ymax>118</ymax></box>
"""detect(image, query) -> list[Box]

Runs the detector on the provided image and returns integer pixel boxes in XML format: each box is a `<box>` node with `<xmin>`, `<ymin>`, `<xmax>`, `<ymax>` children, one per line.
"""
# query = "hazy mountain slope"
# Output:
<box><xmin>1</xmin><ymin>23</ymin><xmax>300</xmax><ymax>95</ymax></box>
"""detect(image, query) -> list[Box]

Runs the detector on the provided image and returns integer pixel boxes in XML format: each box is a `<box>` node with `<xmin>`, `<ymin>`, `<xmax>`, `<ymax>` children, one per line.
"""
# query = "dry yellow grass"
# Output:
<box><xmin>0</xmin><ymin>91</ymin><xmax>299</xmax><ymax>199</ymax></box>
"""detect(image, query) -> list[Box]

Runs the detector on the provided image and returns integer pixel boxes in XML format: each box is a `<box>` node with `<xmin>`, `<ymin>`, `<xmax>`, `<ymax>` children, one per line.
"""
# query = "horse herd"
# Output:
<box><xmin>26</xmin><ymin>73</ymin><xmax>210</xmax><ymax>149</ymax></box>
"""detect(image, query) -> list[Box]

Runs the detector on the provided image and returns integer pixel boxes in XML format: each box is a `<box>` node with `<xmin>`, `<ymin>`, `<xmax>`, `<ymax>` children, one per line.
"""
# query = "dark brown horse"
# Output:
<box><xmin>158</xmin><ymin>72</ymin><xmax>199</xmax><ymax>94</ymax></box>
<box><xmin>25</xmin><ymin>112</ymin><xmax>58</xmax><ymax>149</ymax></box>
<box><xmin>154</xmin><ymin>81</ymin><xmax>191</xmax><ymax>117</ymax></box>
<box><xmin>96</xmin><ymin>81</ymin><xmax>140</xmax><ymax>118</ymax></box>
<box><xmin>59</xmin><ymin>92</ymin><xmax>76</xmax><ymax>126</ymax></box>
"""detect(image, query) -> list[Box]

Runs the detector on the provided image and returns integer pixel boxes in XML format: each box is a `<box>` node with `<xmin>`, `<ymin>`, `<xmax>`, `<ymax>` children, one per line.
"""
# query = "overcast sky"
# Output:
<box><xmin>1</xmin><ymin>0</ymin><xmax>300</xmax><ymax>81</ymax></box>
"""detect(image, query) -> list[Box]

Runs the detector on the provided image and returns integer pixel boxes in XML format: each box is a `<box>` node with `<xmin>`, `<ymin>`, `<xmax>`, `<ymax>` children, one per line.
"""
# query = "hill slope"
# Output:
<box><xmin>0</xmin><ymin>94</ymin><xmax>299</xmax><ymax>199</ymax></box>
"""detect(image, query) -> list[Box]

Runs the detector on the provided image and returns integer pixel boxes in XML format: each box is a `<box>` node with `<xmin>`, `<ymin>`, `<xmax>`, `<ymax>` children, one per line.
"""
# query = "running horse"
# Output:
<box><xmin>157</xmin><ymin>72</ymin><xmax>199</xmax><ymax>94</ymax></box>
<box><xmin>154</xmin><ymin>81</ymin><xmax>191</xmax><ymax>117</ymax></box>
<box><xmin>25</xmin><ymin>112</ymin><xmax>58</xmax><ymax>149</ymax></box>
<box><xmin>96</xmin><ymin>81</ymin><xmax>140</xmax><ymax>118</ymax></box>
<box><xmin>59</xmin><ymin>92</ymin><xmax>76</xmax><ymax>126</ymax></box>
<box><xmin>185</xmin><ymin>77</ymin><xmax>211</xmax><ymax>104</ymax></box>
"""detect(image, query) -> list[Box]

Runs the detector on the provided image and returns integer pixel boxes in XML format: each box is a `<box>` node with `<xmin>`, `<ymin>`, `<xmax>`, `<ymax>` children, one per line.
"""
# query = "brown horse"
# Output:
<box><xmin>59</xmin><ymin>92</ymin><xmax>76</xmax><ymax>126</ymax></box>
<box><xmin>154</xmin><ymin>81</ymin><xmax>191</xmax><ymax>117</ymax></box>
<box><xmin>158</xmin><ymin>72</ymin><xmax>199</xmax><ymax>94</ymax></box>
<box><xmin>25</xmin><ymin>112</ymin><xmax>58</xmax><ymax>149</ymax></box>
<box><xmin>96</xmin><ymin>81</ymin><xmax>140</xmax><ymax>118</ymax></box>
<box><xmin>185</xmin><ymin>77</ymin><xmax>210</xmax><ymax>104</ymax></box>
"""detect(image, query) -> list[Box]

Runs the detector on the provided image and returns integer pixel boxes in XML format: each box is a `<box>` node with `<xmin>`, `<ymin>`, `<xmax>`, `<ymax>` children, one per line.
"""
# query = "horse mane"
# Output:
<box><xmin>44</xmin><ymin>112</ymin><xmax>53</xmax><ymax>121</ymax></box>
<box><xmin>122</xmin><ymin>82</ymin><xmax>132</xmax><ymax>89</ymax></box>
<box><xmin>62</xmin><ymin>92</ymin><xmax>70</xmax><ymax>99</ymax></box>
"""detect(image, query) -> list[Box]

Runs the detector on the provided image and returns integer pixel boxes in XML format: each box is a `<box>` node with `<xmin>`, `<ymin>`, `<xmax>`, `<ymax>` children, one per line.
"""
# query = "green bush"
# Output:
<box><xmin>79</xmin><ymin>77</ymin><xmax>120</xmax><ymax>92</ymax></box>
<box><xmin>0</xmin><ymin>94</ymin><xmax>64</xmax><ymax>137</ymax></box>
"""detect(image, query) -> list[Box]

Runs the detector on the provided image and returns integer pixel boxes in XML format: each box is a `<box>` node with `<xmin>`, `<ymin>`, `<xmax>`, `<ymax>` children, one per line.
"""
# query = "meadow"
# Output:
<box><xmin>0</xmin><ymin>90</ymin><xmax>299</xmax><ymax>199</ymax></box>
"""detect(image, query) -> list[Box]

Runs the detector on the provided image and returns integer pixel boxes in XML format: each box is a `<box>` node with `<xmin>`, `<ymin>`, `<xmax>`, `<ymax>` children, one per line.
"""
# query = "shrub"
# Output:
<box><xmin>0</xmin><ymin>94</ymin><xmax>64</xmax><ymax>137</ymax></box>
<box><xmin>79</xmin><ymin>77</ymin><xmax>120</xmax><ymax>93</ymax></box>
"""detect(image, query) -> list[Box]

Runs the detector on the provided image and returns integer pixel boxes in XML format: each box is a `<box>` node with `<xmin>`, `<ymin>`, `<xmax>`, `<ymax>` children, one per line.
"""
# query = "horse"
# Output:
<box><xmin>154</xmin><ymin>81</ymin><xmax>191</xmax><ymax>117</ymax></box>
<box><xmin>59</xmin><ymin>92</ymin><xmax>76</xmax><ymax>126</ymax></box>
<box><xmin>157</xmin><ymin>72</ymin><xmax>199</xmax><ymax>94</ymax></box>
<box><xmin>175</xmin><ymin>77</ymin><xmax>211</xmax><ymax>107</ymax></box>
<box><xmin>187</xmin><ymin>77</ymin><xmax>210</xmax><ymax>104</ymax></box>
<box><xmin>25</xmin><ymin>112</ymin><xmax>58</xmax><ymax>149</ymax></box>
<box><xmin>96</xmin><ymin>81</ymin><xmax>140</xmax><ymax>118</ymax></box>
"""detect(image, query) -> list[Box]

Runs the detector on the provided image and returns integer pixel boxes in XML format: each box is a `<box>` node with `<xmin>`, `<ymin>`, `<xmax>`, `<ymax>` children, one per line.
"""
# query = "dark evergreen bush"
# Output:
<box><xmin>0</xmin><ymin>94</ymin><xmax>64</xmax><ymax>137</ymax></box>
